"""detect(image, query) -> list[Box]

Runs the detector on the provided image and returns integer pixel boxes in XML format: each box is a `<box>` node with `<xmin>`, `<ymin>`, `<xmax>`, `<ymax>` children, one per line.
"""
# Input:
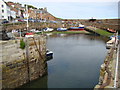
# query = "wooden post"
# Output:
<box><xmin>25</xmin><ymin>37</ymin><xmax>30</xmax><ymax>82</ymax></box>
<box><xmin>26</xmin><ymin>5</ymin><xmax>30</xmax><ymax>82</ymax></box>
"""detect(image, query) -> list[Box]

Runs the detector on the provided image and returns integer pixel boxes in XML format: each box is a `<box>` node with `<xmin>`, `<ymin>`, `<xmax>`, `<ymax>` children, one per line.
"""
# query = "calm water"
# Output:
<box><xmin>22</xmin><ymin>33</ymin><xmax>108</xmax><ymax>88</ymax></box>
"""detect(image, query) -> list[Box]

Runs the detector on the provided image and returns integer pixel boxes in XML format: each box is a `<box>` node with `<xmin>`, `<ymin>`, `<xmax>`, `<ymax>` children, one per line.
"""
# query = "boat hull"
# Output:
<box><xmin>57</xmin><ymin>28</ymin><xmax>68</xmax><ymax>31</ymax></box>
<box><xmin>46</xmin><ymin>53</ymin><xmax>53</xmax><ymax>61</ymax></box>
<box><xmin>68</xmin><ymin>27</ymin><xmax>84</xmax><ymax>31</ymax></box>
<box><xmin>46</xmin><ymin>53</ymin><xmax>53</xmax><ymax>56</ymax></box>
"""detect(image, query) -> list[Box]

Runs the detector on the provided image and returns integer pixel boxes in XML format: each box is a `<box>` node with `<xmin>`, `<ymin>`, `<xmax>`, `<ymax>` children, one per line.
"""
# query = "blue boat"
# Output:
<box><xmin>68</xmin><ymin>27</ymin><xmax>84</xmax><ymax>31</ymax></box>
<box><xmin>68</xmin><ymin>24</ymin><xmax>84</xmax><ymax>31</ymax></box>
<box><xmin>57</xmin><ymin>28</ymin><xmax>68</xmax><ymax>31</ymax></box>
<box><xmin>110</xmin><ymin>35</ymin><xmax>120</xmax><ymax>40</ymax></box>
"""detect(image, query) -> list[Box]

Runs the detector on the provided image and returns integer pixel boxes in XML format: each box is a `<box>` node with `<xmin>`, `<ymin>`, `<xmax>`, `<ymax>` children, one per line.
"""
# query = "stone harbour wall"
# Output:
<box><xmin>95</xmin><ymin>46</ymin><xmax>118</xmax><ymax>88</ymax></box>
<box><xmin>0</xmin><ymin>35</ymin><xmax>47</xmax><ymax>89</ymax></box>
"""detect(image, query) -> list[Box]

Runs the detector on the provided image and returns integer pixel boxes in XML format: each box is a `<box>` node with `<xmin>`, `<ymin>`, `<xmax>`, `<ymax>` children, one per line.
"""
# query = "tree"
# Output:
<box><xmin>89</xmin><ymin>19</ymin><xmax>96</xmax><ymax>22</ymax></box>
<box><xmin>24</xmin><ymin>4</ymin><xmax>37</xmax><ymax>9</ymax></box>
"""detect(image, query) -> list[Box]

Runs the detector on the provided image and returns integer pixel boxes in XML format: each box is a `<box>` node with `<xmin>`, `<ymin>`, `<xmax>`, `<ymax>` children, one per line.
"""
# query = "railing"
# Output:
<box><xmin>114</xmin><ymin>40</ymin><xmax>119</xmax><ymax>88</ymax></box>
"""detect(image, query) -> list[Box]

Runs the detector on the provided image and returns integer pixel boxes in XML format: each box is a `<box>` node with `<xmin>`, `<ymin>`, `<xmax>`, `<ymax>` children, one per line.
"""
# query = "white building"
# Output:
<box><xmin>10</xmin><ymin>10</ymin><xmax>16</xmax><ymax>19</ymax></box>
<box><xmin>0</xmin><ymin>0</ymin><xmax>16</xmax><ymax>20</ymax></box>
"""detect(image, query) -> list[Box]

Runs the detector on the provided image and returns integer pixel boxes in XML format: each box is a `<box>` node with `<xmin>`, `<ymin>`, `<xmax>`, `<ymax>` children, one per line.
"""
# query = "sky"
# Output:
<box><xmin>4</xmin><ymin>0</ymin><xmax>119</xmax><ymax>19</ymax></box>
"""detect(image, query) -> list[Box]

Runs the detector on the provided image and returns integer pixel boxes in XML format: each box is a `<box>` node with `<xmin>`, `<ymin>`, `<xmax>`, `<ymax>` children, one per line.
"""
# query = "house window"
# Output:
<box><xmin>1</xmin><ymin>5</ymin><xmax>4</xmax><ymax>8</ymax></box>
<box><xmin>2</xmin><ymin>10</ymin><xmax>4</xmax><ymax>13</ymax></box>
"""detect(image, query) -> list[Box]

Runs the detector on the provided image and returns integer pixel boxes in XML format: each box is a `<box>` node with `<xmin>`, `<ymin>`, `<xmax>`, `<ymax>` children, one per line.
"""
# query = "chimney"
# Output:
<box><xmin>44</xmin><ymin>7</ymin><xmax>47</xmax><ymax>11</ymax></box>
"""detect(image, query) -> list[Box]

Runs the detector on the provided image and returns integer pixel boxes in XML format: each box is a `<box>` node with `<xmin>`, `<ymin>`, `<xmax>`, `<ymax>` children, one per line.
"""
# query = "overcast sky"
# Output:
<box><xmin>4</xmin><ymin>0</ymin><xmax>119</xmax><ymax>19</ymax></box>
<box><xmin>5</xmin><ymin>0</ymin><xmax>120</xmax><ymax>2</ymax></box>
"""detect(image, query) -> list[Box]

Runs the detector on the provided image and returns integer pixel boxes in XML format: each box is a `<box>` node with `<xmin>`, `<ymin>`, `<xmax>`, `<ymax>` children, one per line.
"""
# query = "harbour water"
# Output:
<box><xmin>21</xmin><ymin>33</ymin><xmax>108</xmax><ymax>88</ymax></box>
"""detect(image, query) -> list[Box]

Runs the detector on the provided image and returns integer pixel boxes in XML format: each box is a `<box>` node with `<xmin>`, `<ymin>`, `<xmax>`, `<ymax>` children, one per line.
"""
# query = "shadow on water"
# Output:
<box><xmin>18</xmin><ymin>33</ymin><xmax>108</xmax><ymax>88</ymax></box>
<box><xmin>18</xmin><ymin>75</ymin><xmax>48</xmax><ymax>88</ymax></box>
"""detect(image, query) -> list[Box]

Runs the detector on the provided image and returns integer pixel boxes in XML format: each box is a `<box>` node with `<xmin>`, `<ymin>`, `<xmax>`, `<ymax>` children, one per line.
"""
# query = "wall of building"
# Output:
<box><xmin>10</xmin><ymin>10</ymin><xmax>16</xmax><ymax>19</ymax></box>
<box><xmin>1</xmin><ymin>35</ymin><xmax>47</xmax><ymax>89</ymax></box>
<box><xmin>0</xmin><ymin>0</ymin><xmax>10</xmax><ymax>20</ymax></box>
<box><xmin>0</xmin><ymin>0</ymin><xmax>15</xmax><ymax>20</ymax></box>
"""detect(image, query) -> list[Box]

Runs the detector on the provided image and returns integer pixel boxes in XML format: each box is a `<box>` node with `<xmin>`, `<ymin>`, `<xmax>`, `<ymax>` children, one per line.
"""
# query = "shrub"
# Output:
<box><xmin>20</xmin><ymin>39</ymin><xmax>25</xmax><ymax>49</ymax></box>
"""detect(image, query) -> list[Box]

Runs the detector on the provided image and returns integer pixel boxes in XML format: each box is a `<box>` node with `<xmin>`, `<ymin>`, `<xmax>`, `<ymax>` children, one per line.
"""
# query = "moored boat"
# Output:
<box><xmin>68</xmin><ymin>27</ymin><xmax>84</xmax><ymax>31</ymax></box>
<box><xmin>68</xmin><ymin>24</ymin><xmax>84</xmax><ymax>31</ymax></box>
<box><xmin>25</xmin><ymin>32</ymin><xmax>34</xmax><ymax>37</ymax></box>
<box><xmin>106</xmin><ymin>39</ymin><xmax>115</xmax><ymax>49</ymax></box>
<box><xmin>43</xmin><ymin>28</ymin><xmax>54</xmax><ymax>32</ymax></box>
<box><xmin>107</xmin><ymin>28</ymin><xmax>116</xmax><ymax>33</ymax></box>
<box><xmin>30</xmin><ymin>29</ymin><xmax>42</xmax><ymax>33</ymax></box>
<box><xmin>46</xmin><ymin>49</ymin><xmax>53</xmax><ymax>61</ymax></box>
<box><xmin>57</xmin><ymin>28</ymin><xmax>68</xmax><ymax>31</ymax></box>
<box><xmin>106</xmin><ymin>36</ymin><xmax>118</xmax><ymax>49</ymax></box>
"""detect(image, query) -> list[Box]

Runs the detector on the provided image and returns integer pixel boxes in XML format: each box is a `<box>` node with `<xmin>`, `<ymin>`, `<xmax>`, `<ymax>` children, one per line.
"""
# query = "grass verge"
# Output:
<box><xmin>43</xmin><ymin>31</ymin><xmax>90</xmax><ymax>34</ymax></box>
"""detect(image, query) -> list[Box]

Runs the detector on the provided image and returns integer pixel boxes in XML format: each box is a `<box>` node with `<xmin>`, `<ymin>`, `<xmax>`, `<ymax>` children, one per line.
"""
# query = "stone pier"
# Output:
<box><xmin>0</xmin><ymin>35</ymin><xmax>47</xmax><ymax>89</ymax></box>
<box><xmin>95</xmin><ymin>44</ymin><xmax>119</xmax><ymax>88</ymax></box>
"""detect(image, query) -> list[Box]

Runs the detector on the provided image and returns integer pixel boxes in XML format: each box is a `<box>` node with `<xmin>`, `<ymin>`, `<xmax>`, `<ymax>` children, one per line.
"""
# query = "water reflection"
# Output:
<box><xmin>19</xmin><ymin>75</ymin><xmax>48</xmax><ymax>88</ymax></box>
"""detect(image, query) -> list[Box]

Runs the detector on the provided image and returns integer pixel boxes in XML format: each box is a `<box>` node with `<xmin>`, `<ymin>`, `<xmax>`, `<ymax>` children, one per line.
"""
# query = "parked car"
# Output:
<box><xmin>2</xmin><ymin>20</ymin><xmax>9</xmax><ymax>24</ymax></box>
<box><xmin>18</xmin><ymin>19</ymin><xmax>24</xmax><ymax>22</ymax></box>
<box><xmin>12</xmin><ymin>20</ymin><xmax>18</xmax><ymax>23</ymax></box>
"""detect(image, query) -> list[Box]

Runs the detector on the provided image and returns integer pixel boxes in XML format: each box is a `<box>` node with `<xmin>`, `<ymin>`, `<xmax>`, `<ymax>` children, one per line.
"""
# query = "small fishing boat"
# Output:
<box><xmin>106</xmin><ymin>37</ymin><xmax>116</xmax><ymax>49</ymax></box>
<box><xmin>107</xmin><ymin>28</ymin><xmax>116</xmax><ymax>33</ymax></box>
<box><xmin>25</xmin><ymin>32</ymin><xmax>34</xmax><ymax>37</ymax></box>
<box><xmin>68</xmin><ymin>24</ymin><xmax>84</xmax><ymax>31</ymax></box>
<box><xmin>68</xmin><ymin>27</ymin><xmax>84</xmax><ymax>31</ymax></box>
<box><xmin>57</xmin><ymin>28</ymin><xmax>68</xmax><ymax>31</ymax></box>
<box><xmin>46</xmin><ymin>49</ymin><xmax>53</xmax><ymax>56</ymax></box>
<box><xmin>106</xmin><ymin>39</ymin><xmax>115</xmax><ymax>49</ymax></box>
<box><xmin>30</xmin><ymin>29</ymin><xmax>42</xmax><ymax>33</ymax></box>
<box><xmin>46</xmin><ymin>49</ymin><xmax>53</xmax><ymax>61</ymax></box>
<box><xmin>43</xmin><ymin>28</ymin><xmax>54</xmax><ymax>32</ymax></box>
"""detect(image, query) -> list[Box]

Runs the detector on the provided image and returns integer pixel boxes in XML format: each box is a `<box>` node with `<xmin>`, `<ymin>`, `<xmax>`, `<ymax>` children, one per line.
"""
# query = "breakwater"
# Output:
<box><xmin>85</xmin><ymin>26</ymin><xmax>113</xmax><ymax>37</ymax></box>
<box><xmin>78</xmin><ymin>19</ymin><xmax>119</xmax><ymax>31</ymax></box>
<box><xmin>1</xmin><ymin>35</ymin><xmax>47</xmax><ymax>89</ymax></box>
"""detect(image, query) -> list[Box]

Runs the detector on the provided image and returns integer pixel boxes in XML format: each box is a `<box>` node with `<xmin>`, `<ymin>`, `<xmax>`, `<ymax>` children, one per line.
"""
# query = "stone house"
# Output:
<box><xmin>7</xmin><ymin>1</ymin><xmax>24</xmax><ymax>18</ymax></box>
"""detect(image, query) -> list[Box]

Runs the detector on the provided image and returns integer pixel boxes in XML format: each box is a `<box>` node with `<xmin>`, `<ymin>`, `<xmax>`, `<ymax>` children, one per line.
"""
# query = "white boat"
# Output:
<box><xmin>30</xmin><ymin>29</ymin><xmax>36</xmax><ymax>32</ymax></box>
<box><xmin>34</xmin><ymin>30</ymin><xmax>42</xmax><ymax>33</ymax></box>
<box><xmin>43</xmin><ymin>28</ymin><xmax>54</xmax><ymax>32</ymax></box>
<box><xmin>12</xmin><ymin>30</ymin><xmax>18</xmax><ymax>33</ymax></box>
<box><xmin>46</xmin><ymin>49</ymin><xmax>53</xmax><ymax>61</ymax></box>
<box><xmin>106</xmin><ymin>39</ymin><xmax>115</xmax><ymax>49</ymax></box>
<box><xmin>79</xmin><ymin>24</ymin><xmax>84</xmax><ymax>27</ymax></box>
<box><xmin>25</xmin><ymin>32</ymin><xmax>34</xmax><ymax>38</ymax></box>
<box><xmin>30</xmin><ymin>29</ymin><xmax>41</xmax><ymax>33</ymax></box>
<box><xmin>57</xmin><ymin>28</ymin><xmax>67</xmax><ymax>31</ymax></box>
<box><xmin>46</xmin><ymin>49</ymin><xmax>53</xmax><ymax>56</ymax></box>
